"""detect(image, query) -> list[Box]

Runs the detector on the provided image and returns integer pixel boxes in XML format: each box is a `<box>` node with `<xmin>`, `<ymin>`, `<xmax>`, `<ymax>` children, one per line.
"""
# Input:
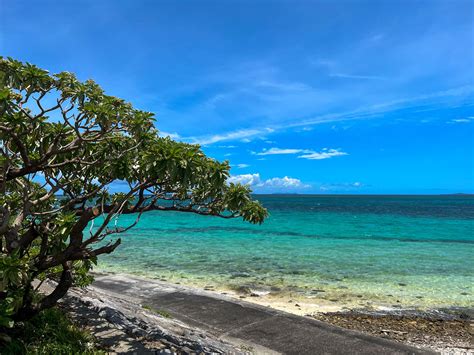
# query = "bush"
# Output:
<box><xmin>0</xmin><ymin>307</ymin><xmax>105</xmax><ymax>354</ymax></box>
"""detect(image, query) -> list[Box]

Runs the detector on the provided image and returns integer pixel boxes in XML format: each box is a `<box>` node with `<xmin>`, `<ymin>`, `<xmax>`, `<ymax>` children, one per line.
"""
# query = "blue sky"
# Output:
<box><xmin>2</xmin><ymin>0</ymin><xmax>473</xmax><ymax>193</ymax></box>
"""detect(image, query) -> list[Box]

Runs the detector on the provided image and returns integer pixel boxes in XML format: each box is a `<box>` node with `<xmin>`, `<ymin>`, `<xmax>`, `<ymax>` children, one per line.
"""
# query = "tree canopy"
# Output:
<box><xmin>0</xmin><ymin>57</ymin><xmax>267</xmax><ymax>324</ymax></box>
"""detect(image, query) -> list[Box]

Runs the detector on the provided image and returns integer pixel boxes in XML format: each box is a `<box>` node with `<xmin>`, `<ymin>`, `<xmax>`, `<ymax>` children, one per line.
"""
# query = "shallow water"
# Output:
<box><xmin>96</xmin><ymin>195</ymin><xmax>474</xmax><ymax>310</ymax></box>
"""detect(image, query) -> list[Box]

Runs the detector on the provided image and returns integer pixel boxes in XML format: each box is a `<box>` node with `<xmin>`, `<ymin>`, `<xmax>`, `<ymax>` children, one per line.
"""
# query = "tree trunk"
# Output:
<box><xmin>13</xmin><ymin>263</ymin><xmax>73</xmax><ymax>322</ymax></box>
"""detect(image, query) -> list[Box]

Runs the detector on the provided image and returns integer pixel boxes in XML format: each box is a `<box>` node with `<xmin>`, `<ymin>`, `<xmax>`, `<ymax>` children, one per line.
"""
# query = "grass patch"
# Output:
<box><xmin>1</xmin><ymin>307</ymin><xmax>105</xmax><ymax>354</ymax></box>
<box><xmin>141</xmin><ymin>304</ymin><xmax>172</xmax><ymax>318</ymax></box>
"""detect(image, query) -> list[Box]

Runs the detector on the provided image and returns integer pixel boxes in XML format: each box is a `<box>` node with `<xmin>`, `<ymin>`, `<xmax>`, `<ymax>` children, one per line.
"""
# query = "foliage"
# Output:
<box><xmin>0</xmin><ymin>57</ymin><xmax>268</xmax><ymax>323</ymax></box>
<box><xmin>141</xmin><ymin>304</ymin><xmax>172</xmax><ymax>318</ymax></box>
<box><xmin>1</xmin><ymin>307</ymin><xmax>105</xmax><ymax>354</ymax></box>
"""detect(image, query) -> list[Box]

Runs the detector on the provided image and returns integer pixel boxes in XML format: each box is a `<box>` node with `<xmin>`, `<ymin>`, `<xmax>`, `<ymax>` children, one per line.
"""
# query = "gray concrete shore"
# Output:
<box><xmin>62</xmin><ymin>272</ymin><xmax>436</xmax><ymax>354</ymax></box>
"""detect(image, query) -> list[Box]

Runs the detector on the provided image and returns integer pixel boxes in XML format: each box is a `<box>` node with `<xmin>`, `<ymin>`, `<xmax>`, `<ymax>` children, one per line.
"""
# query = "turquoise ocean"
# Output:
<box><xmin>97</xmin><ymin>195</ymin><xmax>473</xmax><ymax>311</ymax></box>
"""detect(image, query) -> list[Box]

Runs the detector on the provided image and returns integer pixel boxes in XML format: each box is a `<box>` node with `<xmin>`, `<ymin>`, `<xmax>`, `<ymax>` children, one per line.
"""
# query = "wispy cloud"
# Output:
<box><xmin>298</xmin><ymin>148</ymin><xmax>348</xmax><ymax>160</ymax></box>
<box><xmin>255</xmin><ymin>80</ymin><xmax>312</xmax><ymax>92</ymax></box>
<box><xmin>254</xmin><ymin>147</ymin><xmax>348</xmax><ymax>160</ymax></box>
<box><xmin>189</xmin><ymin>127</ymin><xmax>274</xmax><ymax>145</ymax></box>
<box><xmin>368</xmin><ymin>33</ymin><xmax>385</xmax><ymax>42</ymax></box>
<box><xmin>330</xmin><ymin>73</ymin><xmax>385</xmax><ymax>80</ymax></box>
<box><xmin>447</xmin><ymin>116</ymin><xmax>474</xmax><ymax>124</ymax></box>
<box><xmin>180</xmin><ymin>85</ymin><xmax>473</xmax><ymax>145</ymax></box>
<box><xmin>256</xmin><ymin>148</ymin><xmax>312</xmax><ymax>155</ymax></box>
<box><xmin>233</xmin><ymin>163</ymin><xmax>250</xmax><ymax>169</ymax></box>
<box><xmin>314</xmin><ymin>55</ymin><xmax>385</xmax><ymax>80</ymax></box>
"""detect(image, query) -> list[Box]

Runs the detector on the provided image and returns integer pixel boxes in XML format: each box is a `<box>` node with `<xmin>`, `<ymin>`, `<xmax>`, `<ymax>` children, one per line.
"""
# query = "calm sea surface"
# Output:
<box><xmin>96</xmin><ymin>195</ymin><xmax>474</xmax><ymax>310</ymax></box>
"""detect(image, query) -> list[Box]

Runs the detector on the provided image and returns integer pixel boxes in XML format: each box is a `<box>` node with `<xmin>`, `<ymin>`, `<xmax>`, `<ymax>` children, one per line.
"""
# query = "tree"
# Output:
<box><xmin>0</xmin><ymin>57</ymin><xmax>267</xmax><ymax>325</ymax></box>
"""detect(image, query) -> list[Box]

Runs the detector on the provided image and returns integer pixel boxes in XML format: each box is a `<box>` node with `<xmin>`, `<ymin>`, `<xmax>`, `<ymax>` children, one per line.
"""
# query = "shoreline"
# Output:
<box><xmin>90</xmin><ymin>271</ymin><xmax>473</xmax><ymax>354</ymax></box>
<box><xmin>94</xmin><ymin>268</ymin><xmax>473</xmax><ymax>319</ymax></box>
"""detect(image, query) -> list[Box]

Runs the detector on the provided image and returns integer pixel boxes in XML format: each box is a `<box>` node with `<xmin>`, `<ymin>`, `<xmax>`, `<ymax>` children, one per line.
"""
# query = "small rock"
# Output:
<box><xmin>250</xmin><ymin>290</ymin><xmax>270</xmax><ymax>297</ymax></box>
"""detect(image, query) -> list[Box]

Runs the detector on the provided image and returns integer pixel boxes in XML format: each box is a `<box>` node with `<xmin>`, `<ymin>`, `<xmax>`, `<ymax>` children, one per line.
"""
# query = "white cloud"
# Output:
<box><xmin>255</xmin><ymin>147</ymin><xmax>348</xmax><ymax>160</ymax></box>
<box><xmin>228</xmin><ymin>173</ymin><xmax>262</xmax><ymax>186</ymax></box>
<box><xmin>298</xmin><ymin>148</ymin><xmax>348</xmax><ymax>160</ymax></box>
<box><xmin>228</xmin><ymin>173</ymin><xmax>310</xmax><ymax>192</ymax></box>
<box><xmin>263</xmin><ymin>176</ymin><xmax>309</xmax><ymax>189</ymax></box>
<box><xmin>159</xmin><ymin>131</ymin><xmax>181</xmax><ymax>140</ymax></box>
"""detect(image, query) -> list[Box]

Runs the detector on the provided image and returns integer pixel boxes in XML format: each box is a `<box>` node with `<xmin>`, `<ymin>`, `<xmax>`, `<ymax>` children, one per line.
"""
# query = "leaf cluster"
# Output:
<box><xmin>0</xmin><ymin>57</ymin><xmax>267</xmax><ymax>323</ymax></box>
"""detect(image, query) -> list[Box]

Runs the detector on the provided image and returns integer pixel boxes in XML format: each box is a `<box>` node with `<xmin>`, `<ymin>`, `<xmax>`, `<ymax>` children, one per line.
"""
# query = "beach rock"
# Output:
<box><xmin>233</xmin><ymin>285</ymin><xmax>252</xmax><ymax>295</ymax></box>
